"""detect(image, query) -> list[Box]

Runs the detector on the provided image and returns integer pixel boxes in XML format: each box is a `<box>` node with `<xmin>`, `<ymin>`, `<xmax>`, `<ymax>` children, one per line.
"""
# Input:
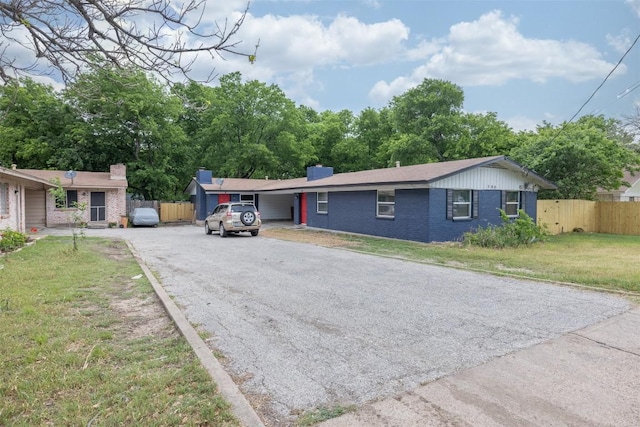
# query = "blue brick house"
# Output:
<box><xmin>185</xmin><ymin>156</ymin><xmax>556</xmax><ymax>243</ymax></box>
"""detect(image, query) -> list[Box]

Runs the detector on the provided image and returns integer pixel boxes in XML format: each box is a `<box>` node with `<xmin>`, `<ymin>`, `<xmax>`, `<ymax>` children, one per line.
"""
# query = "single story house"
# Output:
<box><xmin>0</xmin><ymin>165</ymin><xmax>55</xmax><ymax>233</ymax></box>
<box><xmin>0</xmin><ymin>164</ymin><xmax>128</xmax><ymax>232</ymax></box>
<box><xmin>186</xmin><ymin>156</ymin><xmax>557</xmax><ymax>243</ymax></box>
<box><xmin>596</xmin><ymin>170</ymin><xmax>640</xmax><ymax>201</ymax></box>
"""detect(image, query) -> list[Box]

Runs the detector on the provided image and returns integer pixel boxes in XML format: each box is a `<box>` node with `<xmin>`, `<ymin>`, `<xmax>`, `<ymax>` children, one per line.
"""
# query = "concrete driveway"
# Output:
<box><xmin>50</xmin><ymin>225</ymin><xmax>633</xmax><ymax>425</ymax></box>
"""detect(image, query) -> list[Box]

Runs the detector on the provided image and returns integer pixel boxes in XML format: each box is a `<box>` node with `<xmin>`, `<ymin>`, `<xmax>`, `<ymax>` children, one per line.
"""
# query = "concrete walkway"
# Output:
<box><xmin>319</xmin><ymin>307</ymin><xmax>640</xmax><ymax>427</ymax></box>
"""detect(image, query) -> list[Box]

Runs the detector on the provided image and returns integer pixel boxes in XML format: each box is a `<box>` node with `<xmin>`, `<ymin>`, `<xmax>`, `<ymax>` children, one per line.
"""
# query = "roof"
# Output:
<box><xmin>0</xmin><ymin>166</ymin><xmax>56</xmax><ymax>189</ymax></box>
<box><xmin>192</xmin><ymin>156</ymin><xmax>556</xmax><ymax>193</ymax></box>
<box><xmin>597</xmin><ymin>169</ymin><xmax>640</xmax><ymax>194</ymax></box>
<box><xmin>16</xmin><ymin>168</ymin><xmax>128</xmax><ymax>189</ymax></box>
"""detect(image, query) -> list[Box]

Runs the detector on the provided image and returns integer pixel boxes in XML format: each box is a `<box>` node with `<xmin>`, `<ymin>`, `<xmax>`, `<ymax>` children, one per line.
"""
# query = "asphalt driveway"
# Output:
<box><xmin>55</xmin><ymin>225</ymin><xmax>631</xmax><ymax>424</ymax></box>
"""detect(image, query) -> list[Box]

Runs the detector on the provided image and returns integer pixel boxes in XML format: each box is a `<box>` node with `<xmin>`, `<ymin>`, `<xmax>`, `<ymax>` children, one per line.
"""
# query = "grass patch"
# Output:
<box><xmin>297</xmin><ymin>405</ymin><xmax>357</xmax><ymax>426</ymax></box>
<box><xmin>0</xmin><ymin>236</ymin><xmax>238</xmax><ymax>426</ymax></box>
<box><xmin>262</xmin><ymin>229</ymin><xmax>640</xmax><ymax>293</ymax></box>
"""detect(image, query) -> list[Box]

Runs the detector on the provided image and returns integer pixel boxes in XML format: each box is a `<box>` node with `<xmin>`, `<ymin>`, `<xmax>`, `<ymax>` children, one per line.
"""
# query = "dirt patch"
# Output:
<box><xmin>111</xmin><ymin>294</ymin><xmax>176</xmax><ymax>340</ymax></box>
<box><xmin>261</xmin><ymin>228</ymin><xmax>360</xmax><ymax>248</ymax></box>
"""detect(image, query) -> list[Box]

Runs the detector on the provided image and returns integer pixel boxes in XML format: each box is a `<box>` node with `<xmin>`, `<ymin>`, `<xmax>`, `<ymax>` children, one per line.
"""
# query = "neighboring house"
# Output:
<box><xmin>0</xmin><ymin>165</ymin><xmax>55</xmax><ymax>233</ymax></box>
<box><xmin>596</xmin><ymin>170</ymin><xmax>640</xmax><ymax>201</ymax></box>
<box><xmin>186</xmin><ymin>156</ymin><xmax>556</xmax><ymax>243</ymax></box>
<box><xmin>7</xmin><ymin>164</ymin><xmax>128</xmax><ymax>230</ymax></box>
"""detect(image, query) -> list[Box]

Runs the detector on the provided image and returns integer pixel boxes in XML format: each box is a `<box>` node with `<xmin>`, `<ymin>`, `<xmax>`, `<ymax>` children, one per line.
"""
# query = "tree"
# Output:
<box><xmin>62</xmin><ymin>66</ymin><xmax>190</xmax><ymax>199</ymax></box>
<box><xmin>382</xmin><ymin>79</ymin><xmax>465</xmax><ymax>165</ymax></box>
<box><xmin>0</xmin><ymin>0</ymin><xmax>254</xmax><ymax>83</ymax></box>
<box><xmin>306</xmin><ymin>109</ymin><xmax>355</xmax><ymax>171</ymax></box>
<box><xmin>197</xmin><ymin>72</ymin><xmax>315</xmax><ymax>179</ymax></box>
<box><xmin>510</xmin><ymin>116</ymin><xmax>639</xmax><ymax>200</ymax></box>
<box><xmin>451</xmin><ymin>112</ymin><xmax>516</xmax><ymax>159</ymax></box>
<box><xmin>621</xmin><ymin>106</ymin><xmax>640</xmax><ymax>153</ymax></box>
<box><xmin>0</xmin><ymin>78</ymin><xmax>74</xmax><ymax>168</ymax></box>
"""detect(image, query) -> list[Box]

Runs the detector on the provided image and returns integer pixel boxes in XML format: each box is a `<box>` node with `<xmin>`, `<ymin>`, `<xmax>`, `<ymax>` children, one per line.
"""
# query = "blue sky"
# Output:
<box><xmin>195</xmin><ymin>0</ymin><xmax>640</xmax><ymax>131</ymax></box>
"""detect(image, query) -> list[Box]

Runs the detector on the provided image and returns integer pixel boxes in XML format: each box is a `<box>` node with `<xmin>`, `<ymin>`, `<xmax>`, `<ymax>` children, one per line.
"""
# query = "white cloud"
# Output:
<box><xmin>238</xmin><ymin>13</ymin><xmax>410</xmax><ymax>70</ymax></box>
<box><xmin>607</xmin><ymin>30</ymin><xmax>633</xmax><ymax>53</ymax></box>
<box><xmin>185</xmin><ymin>10</ymin><xmax>412</xmax><ymax>107</ymax></box>
<box><xmin>627</xmin><ymin>0</ymin><xmax>640</xmax><ymax>17</ymax></box>
<box><xmin>369</xmin><ymin>10</ymin><xmax>622</xmax><ymax>104</ymax></box>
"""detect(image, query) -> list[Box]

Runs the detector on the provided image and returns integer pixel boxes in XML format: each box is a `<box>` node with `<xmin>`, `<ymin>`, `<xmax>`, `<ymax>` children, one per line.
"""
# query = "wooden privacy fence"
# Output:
<box><xmin>159</xmin><ymin>202</ymin><xmax>194</xmax><ymax>222</ymax></box>
<box><xmin>537</xmin><ymin>200</ymin><xmax>640</xmax><ymax>236</ymax></box>
<box><xmin>126</xmin><ymin>200</ymin><xmax>194</xmax><ymax>223</ymax></box>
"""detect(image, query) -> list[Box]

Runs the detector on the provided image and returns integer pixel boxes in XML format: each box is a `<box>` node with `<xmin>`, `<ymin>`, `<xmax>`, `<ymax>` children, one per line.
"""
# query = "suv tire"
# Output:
<box><xmin>219</xmin><ymin>222</ymin><xmax>227</xmax><ymax>237</ymax></box>
<box><xmin>241</xmin><ymin>210</ymin><xmax>256</xmax><ymax>226</ymax></box>
<box><xmin>205</xmin><ymin>222</ymin><xmax>213</xmax><ymax>235</ymax></box>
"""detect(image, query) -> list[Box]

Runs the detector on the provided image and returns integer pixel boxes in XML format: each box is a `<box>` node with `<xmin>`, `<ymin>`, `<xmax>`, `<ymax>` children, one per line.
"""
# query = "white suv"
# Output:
<box><xmin>204</xmin><ymin>202</ymin><xmax>261</xmax><ymax>237</ymax></box>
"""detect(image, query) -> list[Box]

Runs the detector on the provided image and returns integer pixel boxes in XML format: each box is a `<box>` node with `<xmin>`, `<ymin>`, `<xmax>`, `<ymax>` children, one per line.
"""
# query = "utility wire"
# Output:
<box><xmin>566</xmin><ymin>31</ymin><xmax>640</xmax><ymax>124</ymax></box>
<box><xmin>549</xmin><ymin>31</ymin><xmax>640</xmax><ymax>142</ymax></box>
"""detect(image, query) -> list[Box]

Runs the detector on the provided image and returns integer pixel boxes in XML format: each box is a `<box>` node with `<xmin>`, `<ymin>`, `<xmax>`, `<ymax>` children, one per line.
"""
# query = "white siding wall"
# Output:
<box><xmin>430</xmin><ymin>166</ymin><xmax>533</xmax><ymax>191</ymax></box>
<box><xmin>259</xmin><ymin>194</ymin><xmax>294</xmax><ymax>220</ymax></box>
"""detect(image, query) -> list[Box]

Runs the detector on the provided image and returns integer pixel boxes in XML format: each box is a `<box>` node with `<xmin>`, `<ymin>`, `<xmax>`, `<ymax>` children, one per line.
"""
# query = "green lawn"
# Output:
<box><xmin>0</xmin><ymin>237</ymin><xmax>238</xmax><ymax>427</ymax></box>
<box><xmin>263</xmin><ymin>229</ymin><xmax>640</xmax><ymax>294</ymax></box>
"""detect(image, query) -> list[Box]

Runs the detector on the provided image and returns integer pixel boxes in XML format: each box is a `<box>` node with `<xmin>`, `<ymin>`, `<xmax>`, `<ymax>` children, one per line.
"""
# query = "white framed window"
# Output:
<box><xmin>504</xmin><ymin>191</ymin><xmax>520</xmax><ymax>217</ymax></box>
<box><xmin>0</xmin><ymin>183</ymin><xmax>8</xmax><ymax>215</ymax></box>
<box><xmin>377</xmin><ymin>190</ymin><xmax>395</xmax><ymax>218</ymax></box>
<box><xmin>452</xmin><ymin>190</ymin><xmax>471</xmax><ymax>219</ymax></box>
<box><xmin>317</xmin><ymin>192</ymin><xmax>328</xmax><ymax>213</ymax></box>
<box><xmin>240</xmin><ymin>194</ymin><xmax>255</xmax><ymax>203</ymax></box>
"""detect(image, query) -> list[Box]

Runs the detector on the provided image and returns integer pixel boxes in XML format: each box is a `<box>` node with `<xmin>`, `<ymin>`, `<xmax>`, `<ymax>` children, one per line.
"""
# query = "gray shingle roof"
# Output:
<box><xmin>195</xmin><ymin>156</ymin><xmax>557</xmax><ymax>193</ymax></box>
<box><xmin>16</xmin><ymin>169</ymin><xmax>128</xmax><ymax>189</ymax></box>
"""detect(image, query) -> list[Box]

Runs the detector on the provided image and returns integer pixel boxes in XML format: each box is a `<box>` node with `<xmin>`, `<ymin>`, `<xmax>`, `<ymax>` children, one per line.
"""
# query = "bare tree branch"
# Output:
<box><xmin>0</xmin><ymin>0</ymin><xmax>255</xmax><ymax>83</ymax></box>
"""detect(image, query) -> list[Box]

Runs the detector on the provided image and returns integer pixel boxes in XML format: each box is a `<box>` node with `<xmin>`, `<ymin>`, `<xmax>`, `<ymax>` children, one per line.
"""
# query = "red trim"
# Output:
<box><xmin>300</xmin><ymin>193</ymin><xmax>307</xmax><ymax>224</ymax></box>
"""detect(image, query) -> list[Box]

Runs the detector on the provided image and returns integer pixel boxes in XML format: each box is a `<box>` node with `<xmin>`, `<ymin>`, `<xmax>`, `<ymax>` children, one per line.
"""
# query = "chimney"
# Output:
<box><xmin>395</xmin><ymin>161</ymin><xmax>401</xmax><ymax>168</ymax></box>
<box><xmin>196</xmin><ymin>168</ymin><xmax>213</xmax><ymax>184</ymax></box>
<box><xmin>307</xmin><ymin>165</ymin><xmax>334</xmax><ymax>181</ymax></box>
<box><xmin>11</xmin><ymin>164</ymin><xmax>17</xmax><ymax>170</ymax></box>
<box><xmin>110</xmin><ymin>163</ymin><xmax>126</xmax><ymax>180</ymax></box>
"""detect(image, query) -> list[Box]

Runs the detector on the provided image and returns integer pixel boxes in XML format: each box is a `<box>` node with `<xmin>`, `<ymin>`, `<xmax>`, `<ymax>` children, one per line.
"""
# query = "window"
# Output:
<box><xmin>240</xmin><ymin>194</ymin><xmax>255</xmax><ymax>203</ymax></box>
<box><xmin>0</xmin><ymin>183</ymin><xmax>8</xmax><ymax>215</ymax></box>
<box><xmin>377</xmin><ymin>190</ymin><xmax>395</xmax><ymax>218</ymax></box>
<box><xmin>66</xmin><ymin>190</ymin><xmax>78</xmax><ymax>208</ymax></box>
<box><xmin>56</xmin><ymin>189</ymin><xmax>78</xmax><ymax>208</ymax></box>
<box><xmin>453</xmin><ymin>190</ymin><xmax>471</xmax><ymax>219</ymax></box>
<box><xmin>503</xmin><ymin>191</ymin><xmax>520</xmax><ymax>217</ymax></box>
<box><xmin>447</xmin><ymin>189</ymin><xmax>478</xmax><ymax>220</ymax></box>
<box><xmin>317</xmin><ymin>192</ymin><xmax>328</xmax><ymax>213</ymax></box>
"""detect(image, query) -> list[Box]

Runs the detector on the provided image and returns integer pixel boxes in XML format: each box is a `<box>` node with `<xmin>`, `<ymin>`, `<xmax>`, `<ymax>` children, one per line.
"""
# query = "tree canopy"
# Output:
<box><xmin>0</xmin><ymin>73</ymin><xmax>637</xmax><ymax>202</ymax></box>
<box><xmin>510</xmin><ymin>116</ymin><xmax>639</xmax><ymax>200</ymax></box>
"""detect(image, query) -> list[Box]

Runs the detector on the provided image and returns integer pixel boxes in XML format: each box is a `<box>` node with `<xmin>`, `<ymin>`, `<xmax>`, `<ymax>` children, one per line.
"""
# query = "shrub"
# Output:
<box><xmin>463</xmin><ymin>209</ymin><xmax>548</xmax><ymax>248</ymax></box>
<box><xmin>0</xmin><ymin>228</ymin><xmax>28</xmax><ymax>252</ymax></box>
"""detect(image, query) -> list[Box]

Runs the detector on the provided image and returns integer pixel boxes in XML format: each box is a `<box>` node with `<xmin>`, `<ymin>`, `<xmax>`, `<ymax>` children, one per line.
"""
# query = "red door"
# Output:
<box><xmin>218</xmin><ymin>194</ymin><xmax>230</xmax><ymax>204</ymax></box>
<box><xmin>300</xmin><ymin>193</ymin><xmax>307</xmax><ymax>224</ymax></box>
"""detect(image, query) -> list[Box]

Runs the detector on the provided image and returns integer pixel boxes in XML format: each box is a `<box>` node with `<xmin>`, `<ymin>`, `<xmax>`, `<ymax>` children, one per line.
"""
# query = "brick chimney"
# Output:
<box><xmin>110</xmin><ymin>164</ymin><xmax>126</xmax><ymax>180</ymax></box>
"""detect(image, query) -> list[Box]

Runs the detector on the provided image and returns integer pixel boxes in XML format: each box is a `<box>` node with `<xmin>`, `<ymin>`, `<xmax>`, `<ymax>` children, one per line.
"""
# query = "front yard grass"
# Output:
<box><xmin>0</xmin><ymin>237</ymin><xmax>238</xmax><ymax>426</ymax></box>
<box><xmin>261</xmin><ymin>229</ymin><xmax>640</xmax><ymax>294</ymax></box>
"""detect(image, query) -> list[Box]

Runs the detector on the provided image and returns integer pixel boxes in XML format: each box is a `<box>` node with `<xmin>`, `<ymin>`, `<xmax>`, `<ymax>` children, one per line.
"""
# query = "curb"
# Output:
<box><xmin>125</xmin><ymin>240</ymin><xmax>265</xmax><ymax>427</ymax></box>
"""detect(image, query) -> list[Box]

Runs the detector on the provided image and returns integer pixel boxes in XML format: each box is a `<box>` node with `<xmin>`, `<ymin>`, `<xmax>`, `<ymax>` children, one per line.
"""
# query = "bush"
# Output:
<box><xmin>463</xmin><ymin>210</ymin><xmax>548</xmax><ymax>248</ymax></box>
<box><xmin>0</xmin><ymin>228</ymin><xmax>28</xmax><ymax>252</ymax></box>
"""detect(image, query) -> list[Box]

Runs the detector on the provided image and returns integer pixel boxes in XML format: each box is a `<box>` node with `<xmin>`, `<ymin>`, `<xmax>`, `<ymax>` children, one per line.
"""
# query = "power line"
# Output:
<box><xmin>548</xmin><ymin>31</ymin><xmax>640</xmax><ymax>142</ymax></box>
<box><xmin>566</xmin><ymin>31</ymin><xmax>640</xmax><ymax>125</ymax></box>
